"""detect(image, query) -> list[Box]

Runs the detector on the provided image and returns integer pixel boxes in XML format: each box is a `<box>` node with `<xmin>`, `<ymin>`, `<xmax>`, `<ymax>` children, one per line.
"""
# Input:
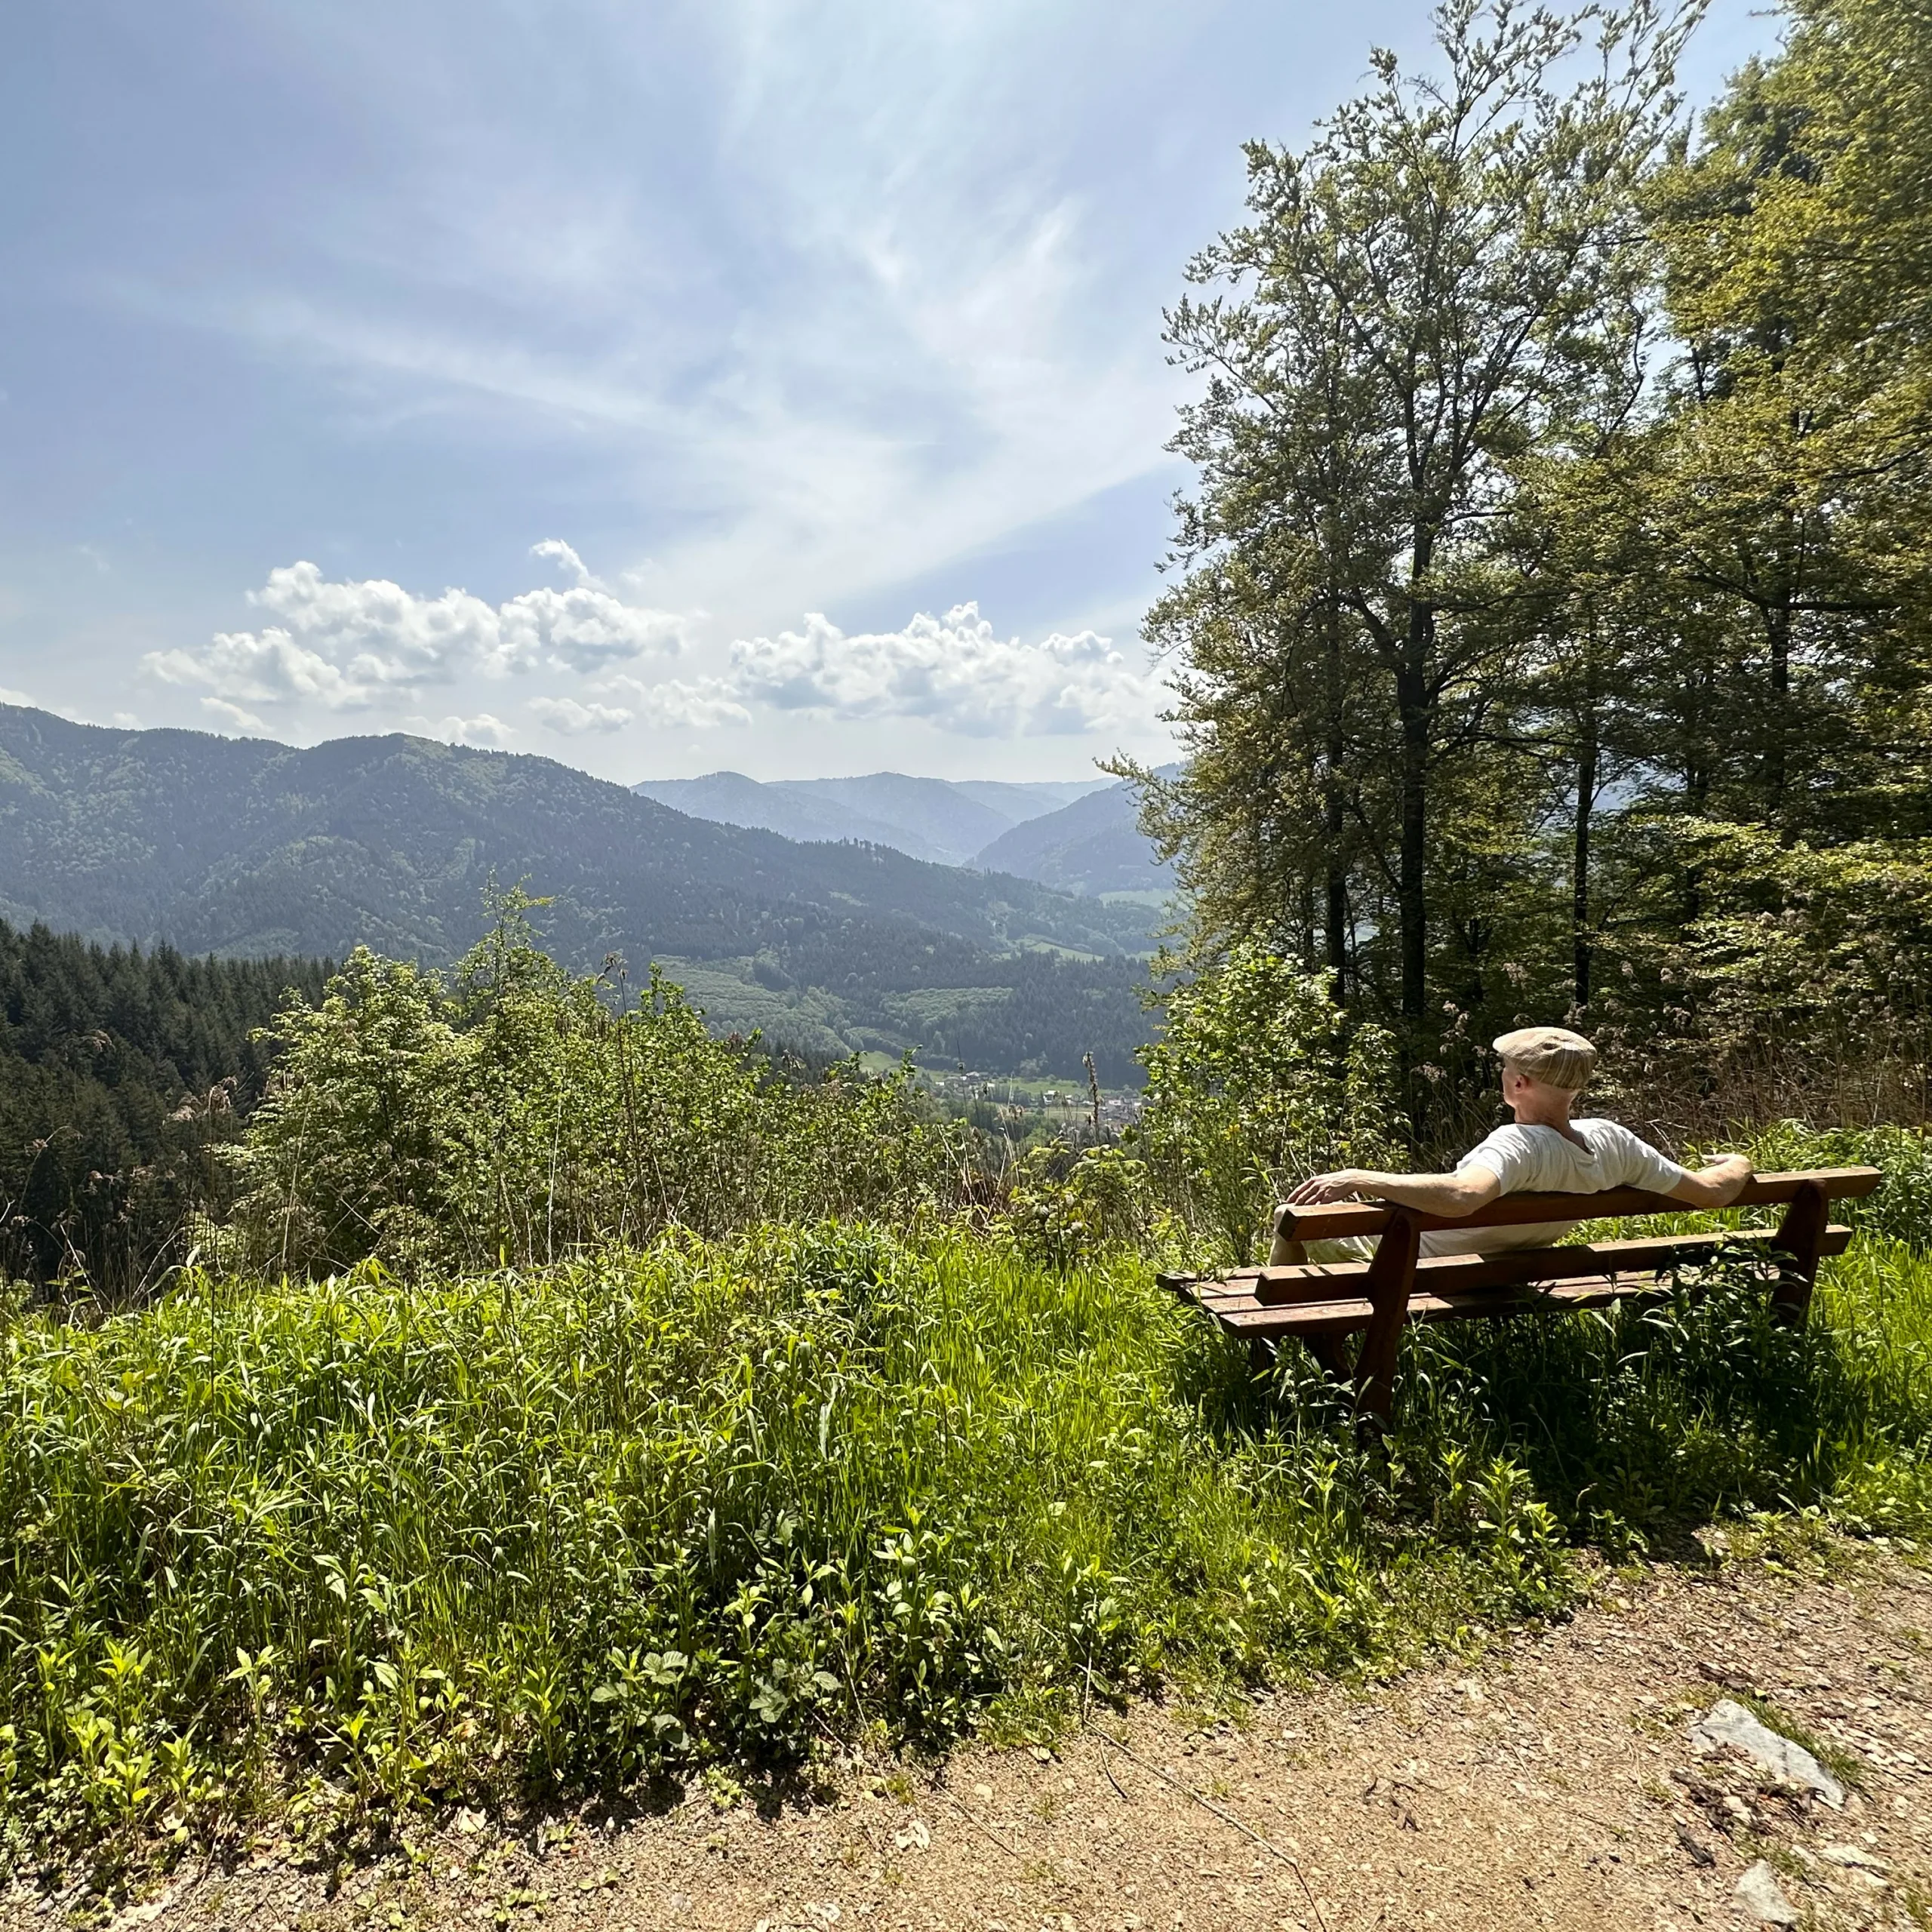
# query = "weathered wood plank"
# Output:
<box><xmin>1271</xmin><ymin>1165</ymin><xmax>1881</xmax><ymax>1244</ymax></box>
<box><xmin>1216</xmin><ymin>1273</ymin><xmax>1674</xmax><ymax>1338</ymax></box>
<box><xmin>1251</xmin><ymin>1224</ymin><xmax>1851</xmax><ymax>1306</ymax></box>
<box><xmin>1169</xmin><ymin>1226</ymin><xmax>1854</xmax><ymax>1333</ymax></box>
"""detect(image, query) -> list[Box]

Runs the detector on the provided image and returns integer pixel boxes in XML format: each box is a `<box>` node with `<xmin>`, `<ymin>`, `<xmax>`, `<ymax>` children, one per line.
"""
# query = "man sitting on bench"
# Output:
<box><xmin>1275</xmin><ymin>1026</ymin><xmax>1754</xmax><ymax>1263</ymax></box>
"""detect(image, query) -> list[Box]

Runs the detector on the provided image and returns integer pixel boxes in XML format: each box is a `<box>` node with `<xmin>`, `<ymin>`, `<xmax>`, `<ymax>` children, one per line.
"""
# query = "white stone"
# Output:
<box><xmin>1819</xmin><ymin>1843</ymin><xmax>1885</xmax><ymax>1869</ymax></box>
<box><xmin>1689</xmin><ymin>1700</ymin><xmax>1845</xmax><ymax>1806</ymax></box>
<box><xmin>1735</xmin><ymin>1861</ymin><xmax>1799</xmax><ymax>1925</ymax></box>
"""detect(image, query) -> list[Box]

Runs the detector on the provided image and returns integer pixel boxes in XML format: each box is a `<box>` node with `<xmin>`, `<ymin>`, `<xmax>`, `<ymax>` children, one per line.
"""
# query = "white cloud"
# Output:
<box><xmin>727</xmin><ymin>602</ymin><xmax>1155</xmax><ymax>737</ymax></box>
<box><xmin>144</xmin><ymin>544</ymin><xmax>691</xmax><ymax>714</ymax></box>
<box><xmin>528</xmin><ymin>695</ymin><xmax>632</xmax><ymax>735</ymax></box>
<box><xmin>600</xmin><ymin>673</ymin><xmax>751</xmax><ymax>730</ymax></box>
<box><xmin>530</xmin><ymin>538</ymin><xmax>593</xmax><ymax>587</ymax></box>
<box><xmin>201</xmin><ymin>696</ymin><xmax>269</xmax><ymax>733</ymax></box>
<box><xmin>0</xmin><ymin>686</ymin><xmax>33</xmax><ymax>707</ymax></box>
<box><xmin>406</xmin><ymin>711</ymin><xmax>515</xmax><ymax>747</ymax></box>
<box><xmin>134</xmin><ymin>548</ymin><xmax>1152</xmax><ymax>753</ymax></box>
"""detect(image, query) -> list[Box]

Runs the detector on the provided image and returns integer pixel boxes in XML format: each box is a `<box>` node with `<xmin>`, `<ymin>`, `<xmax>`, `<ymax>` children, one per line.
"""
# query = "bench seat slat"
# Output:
<box><xmin>1158</xmin><ymin>1223</ymin><xmax>1852</xmax><ymax>1312</ymax></box>
<box><xmin>1251</xmin><ymin>1224</ymin><xmax>1851</xmax><ymax>1304</ymax></box>
<box><xmin>1166</xmin><ymin>1225</ymin><xmax>1853</xmax><ymax>1337</ymax></box>
<box><xmin>1217</xmin><ymin>1273</ymin><xmax>1669</xmax><ymax>1337</ymax></box>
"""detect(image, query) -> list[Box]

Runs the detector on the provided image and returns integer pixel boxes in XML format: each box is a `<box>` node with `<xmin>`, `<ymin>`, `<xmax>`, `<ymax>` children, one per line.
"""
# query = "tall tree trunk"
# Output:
<box><xmin>1396</xmin><ymin>652</ymin><xmax>1430</xmax><ymax>1031</ymax></box>
<box><xmin>1573</xmin><ymin>702</ymin><xmax>1597</xmax><ymax>1010</ymax></box>
<box><xmin>1324</xmin><ymin>826</ymin><xmax>1348</xmax><ymax>983</ymax></box>
<box><xmin>1764</xmin><ymin>595</ymin><xmax>1791</xmax><ymax>819</ymax></box>
<box><xmin>1323</xmin><ymin>600</ymin><xmax>1349</xmax><ymax>991</ymax></box>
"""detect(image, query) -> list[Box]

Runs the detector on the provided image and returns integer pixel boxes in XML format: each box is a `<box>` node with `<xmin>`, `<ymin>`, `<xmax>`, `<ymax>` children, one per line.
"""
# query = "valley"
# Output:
<box><xmin>0</xmin><ymin>706</ymin><xmax>1170</xmax><ymax>1081</ymax></box>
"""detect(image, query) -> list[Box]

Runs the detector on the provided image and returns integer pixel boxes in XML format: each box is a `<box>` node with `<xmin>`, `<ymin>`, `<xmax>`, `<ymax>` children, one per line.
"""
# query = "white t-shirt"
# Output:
<box><xmin>1422</xmin><ymin>1118</ymin><xmax>1689</xmax><ymax>1256</ymax></box>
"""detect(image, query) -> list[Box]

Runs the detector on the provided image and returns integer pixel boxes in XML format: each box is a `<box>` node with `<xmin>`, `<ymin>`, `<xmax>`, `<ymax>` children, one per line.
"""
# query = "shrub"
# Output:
<box><xmin>1086</xmin><ymin>943</ymin><xmax>1402</xmax><ymax>1265</ymax></box>
<box><xmin>218</xmin><ymin>907</ymin><xmax>970</xmax><ymax>1277</ymax></box>
<box><xmin>0</xmin><ymin>1229</ymin><xmax>1571</xmax><ymax>1843</ymax></box>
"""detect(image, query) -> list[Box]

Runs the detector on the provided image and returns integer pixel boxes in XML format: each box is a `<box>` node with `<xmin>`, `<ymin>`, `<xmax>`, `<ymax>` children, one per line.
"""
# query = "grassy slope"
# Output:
<box><xmin>2</xmin><ymin>1218</ymin><xmax>1927</xmax><ymax>1841</ymax></box>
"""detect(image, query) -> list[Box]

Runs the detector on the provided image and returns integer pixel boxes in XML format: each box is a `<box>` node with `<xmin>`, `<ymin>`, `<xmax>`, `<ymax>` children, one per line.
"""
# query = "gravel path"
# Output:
<box><xmin>14</xmin><ymin>1540</ymin><xmax>1930</xmax><ymax>1932</ymax></box>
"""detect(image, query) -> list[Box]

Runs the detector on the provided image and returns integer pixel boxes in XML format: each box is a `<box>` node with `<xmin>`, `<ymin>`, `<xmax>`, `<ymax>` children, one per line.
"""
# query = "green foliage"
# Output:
<box><xmin>0</xmin><ymin>1228</ymin><xmax>1549</xmax><ymax>1844</ymax></box>
<box><xmin>1137</xmin><ymin>0</ymin><xmax>1694</xmax><ymax>1068</ymax></box>
<box><xmin>1403</xmin><ymin>1241</ymin><xmax>1932</xmax><ymax>1550</ymax></box>
<box><xmin>3</xmin><ymin>1204</ymin><xmax>1927</xmax><ymax>1850</ymax></box>
<box><xmin>1139</xmin><ymin>0</ymin><xmax>1932</xmax><ymax>1130</ymax></box>
<box><xmin>220</xmin><ymin>909</ymin><xmax>971</xmax><ymax>1276</ymax></box>
<box><xmin>1746</xmin><ymin>1122</ymin><xmax>1932</xmax><ymax>1252</ymax></box>
<box><xmin>1589</xmin><ymin>825</ymin><xmax>1932</xmax><ymax>1130</ymax></box>
<box><xmin>1132</xmin><ymin>944</ymin><xmax>1401</xmax><ymax>1264</ymax></box>
<box><xmin>1002</xmin><ymin>945</ymin><xmax>1401</xmax><ymax>1267</ymax></box>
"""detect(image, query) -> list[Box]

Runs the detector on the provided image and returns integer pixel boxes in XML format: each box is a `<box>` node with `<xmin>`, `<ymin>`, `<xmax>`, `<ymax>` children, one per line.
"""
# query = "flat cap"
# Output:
<box><xmin>1493</xmin><ymin>1024</ymin><xmax>1597</xmax><ymax>1091</ymax></box>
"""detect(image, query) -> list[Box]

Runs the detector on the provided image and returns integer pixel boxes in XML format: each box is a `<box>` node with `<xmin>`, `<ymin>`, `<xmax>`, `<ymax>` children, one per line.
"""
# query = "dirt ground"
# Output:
<box><xmin>11</xmin><ymin>1539</ymin><xmax>1930</xmax><ymax>1932</ymax></box>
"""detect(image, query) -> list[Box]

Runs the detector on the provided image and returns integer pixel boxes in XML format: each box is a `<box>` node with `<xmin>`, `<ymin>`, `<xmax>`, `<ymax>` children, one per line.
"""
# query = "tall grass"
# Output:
<box><xmin>3</xmin><ymin>1214</ymin><xmax>1928</xmax><ymax>1851</ymax></box>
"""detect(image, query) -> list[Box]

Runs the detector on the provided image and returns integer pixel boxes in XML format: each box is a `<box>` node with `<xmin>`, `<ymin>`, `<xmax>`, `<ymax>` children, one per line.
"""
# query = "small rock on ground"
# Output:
<box><xmin>1735</xmin><ymin>1857</ymin><xmax>1800</xmax><ymax>1924</ymax></box>
<box><xmin>1691</xmin><ymin>1697</ymin><xmax>1846</xmax><ymax>1805</ymax></box>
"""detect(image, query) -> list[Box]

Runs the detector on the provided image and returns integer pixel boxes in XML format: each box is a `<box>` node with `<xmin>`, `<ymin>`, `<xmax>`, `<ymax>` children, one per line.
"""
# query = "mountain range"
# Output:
<box><xmin>632</xmin><ymin>768</ymin><xmax>1175</xmax><ymax>895</ymax></box>
<box><xmin>0</xmin><ymin>706</ymin><xmax>1161</xmax><ymax>1080</ymax></box>
<box><xmin>631</xmin><ymin>771</ymin><xmax>1106</xmax><ymax>866</ymax></box>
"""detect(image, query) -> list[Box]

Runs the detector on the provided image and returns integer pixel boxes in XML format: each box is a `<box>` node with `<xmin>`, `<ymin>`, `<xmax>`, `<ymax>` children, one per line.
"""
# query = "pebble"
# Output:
<box><xmin>1735</xmin><ymin>1860</ymin><xmax>1799</xmax><ymax>1926</ymax></box>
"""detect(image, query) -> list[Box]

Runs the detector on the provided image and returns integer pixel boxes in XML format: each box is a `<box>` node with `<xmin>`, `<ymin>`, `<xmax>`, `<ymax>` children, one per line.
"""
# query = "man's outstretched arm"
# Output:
<box><xmin>1284</xmin><ymin>1164</ymin><xmax>1504</xmax><ymax>1218</ymax></box>
<box><xmin>1665</xmin><ymin>1152</ymin><xmax>1755</xmax><ymax>1209</ymax></box>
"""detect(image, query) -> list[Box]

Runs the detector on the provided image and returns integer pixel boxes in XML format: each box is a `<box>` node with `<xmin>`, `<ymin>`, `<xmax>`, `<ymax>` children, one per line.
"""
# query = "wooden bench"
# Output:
<box><xmin>1158</xmin><ymin>1166</ymin><xmax>1882</xmax><ymax>1420</ymax></box>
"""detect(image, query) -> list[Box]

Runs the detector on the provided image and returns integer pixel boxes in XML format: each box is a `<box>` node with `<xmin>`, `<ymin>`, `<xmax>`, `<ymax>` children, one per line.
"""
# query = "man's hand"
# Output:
<box><xmin>1667</xmin><ymin>1150</ymin><xmax>1755</xmax><ymax>1210</ymax></box>
<box><xmin>1287</xmin><ymin>1169</ymin><xmax>1373</xmax><ymax>1205</ymax></box>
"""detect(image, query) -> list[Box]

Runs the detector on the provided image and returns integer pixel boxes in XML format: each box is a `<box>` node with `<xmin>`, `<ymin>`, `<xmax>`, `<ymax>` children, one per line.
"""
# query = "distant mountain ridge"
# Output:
<box><xmin>632</xmin><ymin>770</ymin><xmax>1106</xmax><ymax>866</ymax></box>
<box><xmin>972</xmin><ymin>774</ymin><xmax>1178</xmax><ymax>897</ymax></box>
<box><xmin>0</xmin><ymin>706</ymin><xmax>1156</xmax><ymax>1080</ymax></box>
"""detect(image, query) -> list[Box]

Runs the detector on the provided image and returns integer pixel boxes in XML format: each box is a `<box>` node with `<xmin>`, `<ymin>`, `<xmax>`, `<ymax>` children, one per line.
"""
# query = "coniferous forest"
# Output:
<box><xmin>0</xmin><ymin>923</ymin><xmax>328</xmax><ymax>1291</ymax></box>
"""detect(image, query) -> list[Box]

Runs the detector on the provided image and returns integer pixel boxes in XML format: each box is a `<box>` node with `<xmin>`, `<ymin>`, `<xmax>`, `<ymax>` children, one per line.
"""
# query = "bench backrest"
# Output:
<box><xmin>1273</xmin><ymin>1165</ymin><xmax>1882</xmax><ymax>1246</ymax></box>
<box><xmin>1266</xmin><ymin>1164</ymin><xmax>1882</xmax><ymax>1420</ymax></box>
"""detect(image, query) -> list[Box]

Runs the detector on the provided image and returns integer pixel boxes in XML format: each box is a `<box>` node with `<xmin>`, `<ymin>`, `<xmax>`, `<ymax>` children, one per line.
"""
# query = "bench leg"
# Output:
<box><xmin>1301</xmin><ymin>1332</ymin><xmax>1355</xmax><ymax>1381</ymax></box>
<box><xmin>1771</xmin><ymin>1181</ymin><xmax>1828</xmax><ymax>1325</ymax></box>
<box><xmin>1352</xmin><ymin>1212</ymin><xmax>1420</xmax><ymax>1423</ymax></box>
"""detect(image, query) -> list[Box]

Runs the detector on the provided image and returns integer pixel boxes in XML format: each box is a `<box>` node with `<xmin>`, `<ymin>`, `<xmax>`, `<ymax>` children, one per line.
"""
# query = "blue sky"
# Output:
<box><xmin>1</xmin><ymin>0</ymin><xmax>1777</xmax><ymax>784</ymax></box>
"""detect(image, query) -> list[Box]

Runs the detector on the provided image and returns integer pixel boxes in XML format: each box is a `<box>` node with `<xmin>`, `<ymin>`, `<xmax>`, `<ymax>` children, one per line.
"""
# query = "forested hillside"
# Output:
<box><xmin>973</xmin><ymin>777</ymin><xmax>1177</xmax><ymax>894</ymax></box>
<box><xmin>0</xmin><ymin>921</ymin><xmax>328</xmax><ymax>1288</ymax></box>
<box><xmin>0</xmin><ymin>707</ymin><xmax>1155</xmax><ymax>1078</ymax></box>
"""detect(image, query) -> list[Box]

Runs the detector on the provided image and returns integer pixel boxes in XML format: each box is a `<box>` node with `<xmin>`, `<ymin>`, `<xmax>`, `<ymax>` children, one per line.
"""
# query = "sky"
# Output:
<box><xmin>0</xmin><ymin>0</ymin><xmax>1779</xmax><ymax>786</ymax></box>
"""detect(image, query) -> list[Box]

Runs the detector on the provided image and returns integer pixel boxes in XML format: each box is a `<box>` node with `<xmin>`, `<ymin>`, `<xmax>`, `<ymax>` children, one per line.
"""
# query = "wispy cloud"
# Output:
<box><xmin>202</xmin><ymin>697</ymin><xmax>269</xmax><ymax>734</ymax></box>
<box><xmin>598</xmin><ymin>674</ymin><xmax>752</xmax><ymax>731</ymax></box>
<box><xmin>528</xmin><ymin>696</ymin><xmax>632</xmax><ymax>736</ymax></box>
<box><xmin>405</xmin><ymin>712</ymin><xmax>515</xmax><ymax>747</ymax></box>
<box><xmin>97</xmin><ymin>4</ymin><xmax>1186</xmax><ymax>649</ymax></box>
